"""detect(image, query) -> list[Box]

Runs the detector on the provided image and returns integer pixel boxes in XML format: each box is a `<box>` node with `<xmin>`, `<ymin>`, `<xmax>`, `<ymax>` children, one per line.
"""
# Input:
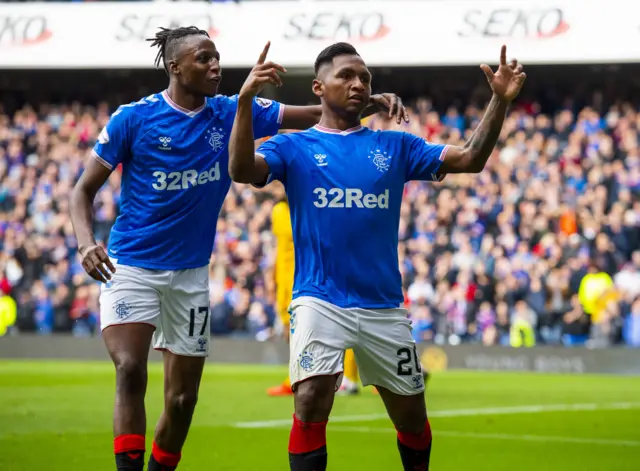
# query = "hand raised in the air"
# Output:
<box><xmin>370</xmin><ymin>93</ymin><xmax>410</xmax><ymax>124</ymax></box>
<box><xmin>79</xmin><ymin>244</ymin><xmax>115</xmax><ymax>284</ymax></box>
<box><xmin>239</xmin><ymin>42</ymin><xmax>287</xmax><ymax>100</ymax></box>
<box><xmin>480</xmin><ymin>45</ymin><xmax>526</xmax><ymax>103</ymax></box>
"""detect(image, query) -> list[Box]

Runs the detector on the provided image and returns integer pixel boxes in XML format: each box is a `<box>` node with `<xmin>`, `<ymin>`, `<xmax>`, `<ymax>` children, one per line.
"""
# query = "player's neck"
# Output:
<box><xmin>166</xmin><ymin>84</ymin><xmax>205</xmax><ymax>111</ymax></box>
<box><xmin>317</xmin><ymin>113</ymin><xmax>361</xmax><ymax>132</ymax></box>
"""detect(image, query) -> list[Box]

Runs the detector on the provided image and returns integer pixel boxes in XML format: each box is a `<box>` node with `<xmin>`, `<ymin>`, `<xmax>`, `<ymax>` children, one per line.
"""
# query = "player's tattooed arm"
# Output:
<box><xmin>70</xmin><ymin>157</ymin><xmax>116</xmax><ymax>282</ymax></box>
<box><xmin>440</xmin><ymin>94</ymin><xmax>508</xmax><ymax>174</ymax></box>
<box><xmin>280</xmin><ymin>93</ymin><xmax>408</xmax><ymax>129</ymax></box>
<box><xmin>230</xmin><ymin>42</ymin><xmax>284</xmax><ymax>184</ymax></box>
<box><xmin>440</xmin><ymin>45</ymin><xmax>526</xmax><ymax>174</ymax></box>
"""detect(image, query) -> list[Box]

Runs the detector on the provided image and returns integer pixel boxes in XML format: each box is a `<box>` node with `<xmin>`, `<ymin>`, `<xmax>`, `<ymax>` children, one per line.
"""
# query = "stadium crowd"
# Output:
<box><xmin>0</xmin><ymin>93</ymin><xmax>639</xmax><ymax>348</ymax></box>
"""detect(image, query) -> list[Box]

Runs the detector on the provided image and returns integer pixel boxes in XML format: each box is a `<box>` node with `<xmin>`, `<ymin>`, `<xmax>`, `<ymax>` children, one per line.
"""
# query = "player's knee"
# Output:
<box><xmin>166</xmin><ymin>390</ymin><xmax>199</xmax><ymax>419</ymax></box>
<box><xmin>394</xmin><ymin>409</ymin><xmax>427</xmax><ymax>435</ymax></box>
<box><xmin>294</xmin><ymin>377</ymin><xmax>335</xmax><ymax>422</ymax></box>
<box><xmin>114</xmin><ymin>357</ymin><xmax>147</xmax><ymax>395</ymax></box>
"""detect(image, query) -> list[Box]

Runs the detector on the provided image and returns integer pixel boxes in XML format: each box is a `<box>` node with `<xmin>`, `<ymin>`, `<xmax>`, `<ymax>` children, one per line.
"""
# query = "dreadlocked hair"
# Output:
<box><xmin>147</xmin><ymin>26</ymin><xmax>210</xmax><ymax>74</ymax></box>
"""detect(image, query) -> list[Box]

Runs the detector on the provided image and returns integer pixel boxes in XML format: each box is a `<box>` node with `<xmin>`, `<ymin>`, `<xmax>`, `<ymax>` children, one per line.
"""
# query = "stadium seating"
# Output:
<box><xmin>0</xmin><ymin>99</ymin><xmax>639</xmax><ymax>347</ymax></box>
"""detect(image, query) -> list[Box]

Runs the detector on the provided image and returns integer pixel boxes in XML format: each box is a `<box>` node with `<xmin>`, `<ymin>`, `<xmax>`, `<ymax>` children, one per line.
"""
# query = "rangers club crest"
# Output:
<box><xmin>368</xmin><ymin>149</ymin><xmax>392</xmax><ymax>172</ymax></box>
<box><xmin>206</xmin><ymin>127</ymin><xmax>225</xmax><ymax>152</ymax></box>
<box><xmin>114</xmin><ymin>301</ymin><xmax>131</xmax><ymax>320</ymax></box>
<box><xmin>298</xmin><ymin>351</ymin><xmax>314</xmax><ymax>372</ymax></box>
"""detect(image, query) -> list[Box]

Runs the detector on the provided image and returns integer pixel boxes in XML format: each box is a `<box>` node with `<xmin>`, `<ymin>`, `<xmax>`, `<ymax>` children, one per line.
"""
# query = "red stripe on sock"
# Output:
<box><xmin>152</xmin><ymin>442</ymin><xmax>182</xmax><ymax>467</ymax></box>
<box><xmin>114</xmin><ymin>434</ymin><xmax>145</xmax><ymax>454</ymax></box>
<box><xmin>288</xmin><ymin>414</ymin><xmax>328</xmax><ymax>454</ymax></box>
<box><xmin>397</xmin><ymin>419</ymin><xmax>432</xmax><ymax>451</ymax></box>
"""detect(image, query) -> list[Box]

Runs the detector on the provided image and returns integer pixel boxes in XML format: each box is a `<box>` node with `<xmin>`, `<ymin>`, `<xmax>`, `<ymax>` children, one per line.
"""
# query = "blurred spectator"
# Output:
<box><xmin>561</xmin><ymin>295</ymin><xmax>590</xmax><ymax>347</ymax></box>
<box><xmin>0</xmin><ymin>279</ymin><xmax>17</xmax><ymax>336</ymax></box>
<box><xmin>578</xmin><ymin>263</ymin><xmax>620</xmax><ymax>347</ymax></box>
<box><xmin>471</xmin><ymin>301</ymin><xmax>495</xmax><ymax>345</ymax></box>
<box><xmin>410</xmin><ymin>304</ymin><xmax>435</xmax><ymax>343</ymax></box>
<box><xmin>509</xmin><ymin>300</ymin><xmax>537</xmax><ymax>348</ymax></box>
<box><xmin>69</xmin><ymin>284</ymin><xmax>99</xmax><ymax>336</ymax></box>
<box><xmin>624</xmin><ymin>298</ymin><xmax>640</xmax><ymax>347</ymax></box>
<box><xmin>32</xmin><ymin>280</ymin><xmax>53</xmax><ymax>334</ymax></box>
<box><xmin>494</xmin><ymin>302</ymin><xmax>511</xmax><ymax>346</ymax></box>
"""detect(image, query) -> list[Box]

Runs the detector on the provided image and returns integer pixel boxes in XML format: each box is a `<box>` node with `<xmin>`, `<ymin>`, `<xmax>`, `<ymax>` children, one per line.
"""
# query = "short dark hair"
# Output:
<box><xmin>147</xmin><ymin>26</ymin><xmax>210</xmax><ymax>75</ymax></box>
<box><xmin>314</xmin><ymin>42</ymin><xmax>360</xmax><ymax>76</ymax></box>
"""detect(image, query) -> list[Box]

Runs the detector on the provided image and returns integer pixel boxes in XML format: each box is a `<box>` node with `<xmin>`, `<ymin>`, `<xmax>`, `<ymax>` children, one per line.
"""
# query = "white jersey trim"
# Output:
<box><xmin>439</xmin><ymin>144</ymin><xmax>451</xmax><ymax>162</ymax></box>
<box><xmin>431</xmin><ymin>144</ymin><xmax>451</xmax><ymax>182</ymax></box>
<box><xmin>252</xmin><ymin>152</ymin><xmax>272</xmax><ymax>188</ymax></box>
<box><xmin>312</xmin><ymin>124</ymin><xmax>365</xmax><ymax>136</ymax></box>
<box><xmin>277</xmin><ymin>104</ymin><xmax>286</xmax><ymax>124</ymax></box>
<box><xmin>92</xmin><ymin>150</ymin><xmax>114</xmax><ymax>170</ymax></box>
<box><xmin>161</xmin><ymin>90</ymin><xmax>206</xmax><ymax>118</ymax></box>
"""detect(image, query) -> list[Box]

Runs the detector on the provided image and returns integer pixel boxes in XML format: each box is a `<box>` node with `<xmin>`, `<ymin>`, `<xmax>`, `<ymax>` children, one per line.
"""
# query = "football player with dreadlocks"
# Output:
<box><xmin>70</xmin><ymin>26</ymin><xmax>408</xmax><ymax>471</ymax></box>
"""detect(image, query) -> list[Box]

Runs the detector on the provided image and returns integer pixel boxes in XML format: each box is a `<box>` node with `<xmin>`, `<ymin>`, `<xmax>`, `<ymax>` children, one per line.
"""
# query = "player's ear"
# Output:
<box><xmin>312</xmin><ymin>79</ymin><xmax>324</xmax><ymax>98</ymax></box>
<box><xmin>168</xmin><ymin>60</ymin><xmax>180</xmax><ymax>76</ymax></box>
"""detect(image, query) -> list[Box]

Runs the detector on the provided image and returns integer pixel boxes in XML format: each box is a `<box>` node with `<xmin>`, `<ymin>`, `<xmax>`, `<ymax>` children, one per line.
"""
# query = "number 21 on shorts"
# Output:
<box><xmin>397</xmin><ymin>345</ymin><xmax>422</xmax><ymax>376</ymax></box>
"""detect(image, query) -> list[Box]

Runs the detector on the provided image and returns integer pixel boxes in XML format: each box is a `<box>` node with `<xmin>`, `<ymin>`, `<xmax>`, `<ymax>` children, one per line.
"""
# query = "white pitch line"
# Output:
<box><xmin>327</xmin><ymin>427</ymin><xmax>640</xmax><ymax>447</ymax></box>
<box><xmin>232</xmin><ymin>402</ymin><xmax>640</xmax><ymax>429</ymax></box>
<box><xmin>234</xmin><ymin>413</ymin><xmax>389</xmax><ymax>428</ymax></box>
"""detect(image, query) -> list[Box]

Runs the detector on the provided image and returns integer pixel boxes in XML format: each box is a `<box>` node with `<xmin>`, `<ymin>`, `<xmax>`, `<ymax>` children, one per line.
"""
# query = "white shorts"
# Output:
<box><xmin>289</xmin><ymin>296</ymin><xmax>425</xmax><ymax>396</ymax></box>
<box><xmin>99</xmin><ymin>259</ymin><xmax>210</xmax><ymax>357</ymax></box>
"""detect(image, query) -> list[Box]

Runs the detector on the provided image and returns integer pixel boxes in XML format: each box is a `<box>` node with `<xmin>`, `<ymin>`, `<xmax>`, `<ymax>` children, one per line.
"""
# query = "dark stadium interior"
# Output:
<box><xmin>1</xmin><ymin>63</ymin><xmax>637</xmax><ymax>113</ymax></box>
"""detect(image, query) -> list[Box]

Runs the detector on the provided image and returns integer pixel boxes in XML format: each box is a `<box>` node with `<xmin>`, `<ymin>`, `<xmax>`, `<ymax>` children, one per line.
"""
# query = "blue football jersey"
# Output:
<box><xmin>257</xmin><ymin>125</ymin><xmax>448</xmax><ymax>309</ymax></box>
<box><xmin>92</xmin><ymin>91</ymin><xmax>284</xmax><ymax>270</ymax></box>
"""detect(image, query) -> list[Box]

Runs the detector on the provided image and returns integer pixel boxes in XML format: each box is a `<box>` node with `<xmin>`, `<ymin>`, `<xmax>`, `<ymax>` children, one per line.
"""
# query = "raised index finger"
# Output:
<box><xmin>500</xmin><ymin>45</ymin><xmax>507</xmax><ymax>66</ymax></box>
<box><xmin>257</xmin><ymin>41</ymin><xmax>271</xmax><ymax>65</ymax></box>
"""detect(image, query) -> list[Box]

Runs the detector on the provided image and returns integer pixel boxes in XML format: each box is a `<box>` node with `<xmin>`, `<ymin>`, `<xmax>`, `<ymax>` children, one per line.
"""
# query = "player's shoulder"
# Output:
<box><xmin>370</xmin><ymin>129</ymin><xmax>430</xmax><ymax>156</ymax></box>
<box><xmin>108</xmin><ymin>93</ymin><xmax>164</xmax><ymax>125</ymax></box>
<box><xmin>222</xmin><ymin>94</ymin><xmax>278</xmax><ymax>110</ymax></box>
<box><xmin>205</xmin><ymin>94</ymin><xmax>236</xmax><ymax>120</ymax></box>
<box><xmin>111</xmin><ymin>93</ymin><xmax>166</xmax><ymax>119</ymax></box>
<box><xmin>259</xmin><ymin>130</ymin><xmax>300</xmax><ymax>149</ymax></box>
<box><xmin>206</xmin><ymin>94</ymin><xmax>244</xmax><ymax>121</ymax></box>
<box><xmin>284</xmin><ymin>128</ymin><xmax>318</xmax><ymax>143</ymax></box>
<box><xmin>207</xmin><ymin>94</ymin><xmax>279</xmax><ymax>120</ymax></box>
<box><xmin>370</xmin><ymin>129</ymin><xmax>418</xmax><ymax>143</ymax></box>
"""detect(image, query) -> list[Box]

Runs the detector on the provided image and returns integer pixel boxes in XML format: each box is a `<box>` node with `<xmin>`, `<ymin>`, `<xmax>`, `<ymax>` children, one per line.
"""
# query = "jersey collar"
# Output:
<box><xmin>162</xmin><ymin>90</ymin><xmax>206</xmax><ymax>118</ymax></box>
<box><xmin>312</xmin><ymin>124</ymin><xmax>365</xmax><ymax>136</ymax></box>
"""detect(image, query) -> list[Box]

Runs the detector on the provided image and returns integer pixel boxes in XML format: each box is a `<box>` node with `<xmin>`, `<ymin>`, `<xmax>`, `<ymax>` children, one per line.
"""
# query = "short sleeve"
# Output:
<box><xmin>403</xmin><ymin>133</ymin><xmax>449</xmax><ymax>182</ymax></box>
<box><xmin>92</xmin><ymin>106</ymin><xmax>134</xmax><ymax>170</ymax></box>
<box><xmin>251</xmin><ymin>97</ymin><xmax>285</xmax><ymax>139</ymax></box>
<box><xmin>256</xmin><ymin>134</ymin><xmax>288</xmax><ymax>186</ymax></box>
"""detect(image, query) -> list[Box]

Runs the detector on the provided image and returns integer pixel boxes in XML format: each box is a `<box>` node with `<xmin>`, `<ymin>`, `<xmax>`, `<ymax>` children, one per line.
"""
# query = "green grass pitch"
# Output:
<box><xmin>1</xmin><ymin>360</ymin><xmax>639</xmax><ymax>470</ymax></box>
